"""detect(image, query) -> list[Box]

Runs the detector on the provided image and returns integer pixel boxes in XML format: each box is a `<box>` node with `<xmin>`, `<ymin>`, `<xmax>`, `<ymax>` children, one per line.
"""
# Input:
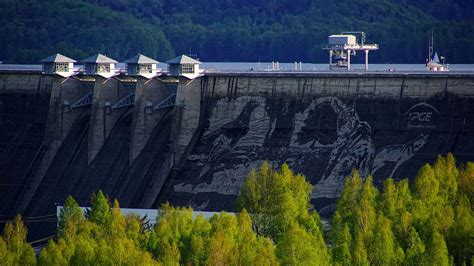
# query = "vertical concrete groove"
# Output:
<box><xmin>1</xmin><ymin>75</ymin><xmax>6</xmax><ymax>92</ymax></box>
<box><xmin>446</xmin><ymin>92</ymin><xmax>457</xmax><ymax>153</ymax></box>
<box><xmin>226</xmin><ymin>76</ymin><xmax>232</xmax><ymax>97</ymax></box>
<box><xmin>103</xmin><ymin>106</ymin><xmax>107</xmax><ymax>142</ymax></box>
<box><xmin>302</xmin><ymin>78</ymin><xmax>308</xmax><ymax>99</ymax></box>
<box><xmin>396</xmin><ymin>77</ymin><xmax>405</xmax><ymax>130</ymax></box>
<box><xmin>370</xmin><ymin>77</ymin><xmax>377</xmax><ymax>125</ymax></box>
<box><xmin>36</xmin><ymin>75</ymin><xmax>42</xmax><ymax>95</ymax></box>
<box><xmin>246</xmin><ymin>77</ymin><xmax>251</xmax><ymax>95</ymax></box>
<box><xmin>234</xmin><ymin>77</ymin><xmax>238</xmax><ymax>97</ymax></box>
<box><xmin>60</xmin><ymin>102</ymin><xmax>64</xmax><ymax>139</ymax></box>
<box><xmin>297</xmin><ymin>78</ymin><xmax>301</xmax><ymax>97</ymax></box>
<box><xmin>116</xmin><ymin>81</ymin><xmax>120</xmax><ymax>100</ymax></box>
<box><xmin>211</xmin><ymin>77</ymin><xmax>216</xmax><ymax>99</ymax></box>
<box><xmin>353</xmin><ymin>78</ymin><xmax>360</xmax><ymax>108</ymax></box>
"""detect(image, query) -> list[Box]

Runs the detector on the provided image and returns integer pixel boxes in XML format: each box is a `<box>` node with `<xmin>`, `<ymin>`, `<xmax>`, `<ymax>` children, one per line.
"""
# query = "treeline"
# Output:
<box><xmin>330</xmin><ymin>154</ymin><xmax>473</xmax><ymax>265</ymax></box>
<box><xmin>395</xmin><ymin>0</ymin><xmax>473</xmax><ymax>21</ymax></box>
<box><xmin>1</xmin><ymin>0</ymin><xmax>474</xmax><ymax>64</ymax></box>
<box><xmin>0</xmin><ymin>154</ymin><xmax>472</xmax><ymax>265</ymax></box>
<box><xmin>0</xmin><ymin>0</ymin><xmax>174</xmax><ymax>64</ymax></box>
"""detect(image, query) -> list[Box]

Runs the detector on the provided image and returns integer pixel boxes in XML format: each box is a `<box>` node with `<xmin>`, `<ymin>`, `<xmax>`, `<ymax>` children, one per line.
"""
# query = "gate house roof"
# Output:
<box><xmin>40</xmin><ymin>53</ymin><xmax>77</xmax><ymax>63</ymax></box>
<box><xmin>123</xmin><ymin>54</ymin><xmax>159</xmax><ymax>64</ymax></box>
<box><xmin>166</xmin><ymin>54</ymin><xmax>201</xmax><ymax>64</ymax></box>
<box><xmin>82</xmin><ymin>54</ymin><xmax>118</xmax><ymax>64</ymax></box>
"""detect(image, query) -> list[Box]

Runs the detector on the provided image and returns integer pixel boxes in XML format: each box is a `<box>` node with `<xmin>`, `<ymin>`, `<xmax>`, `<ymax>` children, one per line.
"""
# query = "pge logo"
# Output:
<box><xmin>405</xmin><ymin>103</ymin><xmax>439</xmax><ymax>129</ymax></box>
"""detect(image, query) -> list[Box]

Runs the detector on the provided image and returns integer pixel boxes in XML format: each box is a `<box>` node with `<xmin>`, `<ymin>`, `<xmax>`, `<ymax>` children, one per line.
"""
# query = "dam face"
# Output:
<box><xmin>161</xmin><ymin>73</ymin><xmax>474</xmax><ymax>214</ymax></box>
<box><xmin>1</xmin><ymin>71</ymin><xmax>473</xmax><ymax>237</ymax></box>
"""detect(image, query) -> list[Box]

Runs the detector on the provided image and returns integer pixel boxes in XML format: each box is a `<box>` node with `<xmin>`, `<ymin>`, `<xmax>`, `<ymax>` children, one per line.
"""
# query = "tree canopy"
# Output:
<box><xmin>237</xmin><ymin>161</ymin><xmax>331</xmax><ymax>265</ymax></box>
<box><xmin>0</xmin><ymin>154</ymin><xmax>472</xmax><ymax>265</ymax></box>
<box><xmin>330</xmin><ymin>154</ymin><xmax>473</xmax><ymax>265</ymax></box>
<box><xmin>1</xmin><ymin>0</ymin><xmax>473</xmax><ymax>63</ymax></box>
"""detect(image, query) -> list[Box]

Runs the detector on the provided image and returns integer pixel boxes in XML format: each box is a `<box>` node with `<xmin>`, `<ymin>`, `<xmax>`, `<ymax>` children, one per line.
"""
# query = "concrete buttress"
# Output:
<box><xmin>15</xmin><ymin>76</ymin><xmax>92</xmax><ymax>213</ymax></box>
<box><xmin>130</xmin><ymin>77</ymin><xmax>177</xmax><ymax>164</ymax></box>
<box><xmin>88</xmin><ymin>77</ymin><xmax>135</xmax><ymax>164</ymax></box>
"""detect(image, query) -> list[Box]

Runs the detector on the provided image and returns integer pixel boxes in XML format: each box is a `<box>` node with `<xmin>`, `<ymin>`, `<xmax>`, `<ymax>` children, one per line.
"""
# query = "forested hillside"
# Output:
<box><xmin>1</xmin><ymin>0</ymin><xmax>473</xmax><ymax>63</ymax></box>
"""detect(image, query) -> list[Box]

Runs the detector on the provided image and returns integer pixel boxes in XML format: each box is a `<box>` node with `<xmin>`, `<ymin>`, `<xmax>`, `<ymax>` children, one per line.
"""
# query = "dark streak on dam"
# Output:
<box><xmin>1</xmin><ymin>70</ymin><xmax>474</xmax><ymax>239</ymax></box>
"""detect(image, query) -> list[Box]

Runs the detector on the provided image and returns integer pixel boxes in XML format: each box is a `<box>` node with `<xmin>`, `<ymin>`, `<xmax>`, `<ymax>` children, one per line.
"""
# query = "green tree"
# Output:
<box><xmin>426</xmin><ymin>231</ymin><xmax>450</xmax><ymax>266</ymax></box>
<box><xmin>447</xmin><ymin>194</ymin><xmax>474</xmax><ymax>265</ymax></box>
<box><xmin>238</xmin><ymin>161</ymin><xmax>330</xmax><ymax>265</ymax></box>
<box><xmin>370</xmin><ymin>214</ymin><xmax>397</xmax><ymax>265</ymax></box>
<box><xmin>58</xmin><ymin>195</ymin><xmax>84</xmax><ymax>238</ymax></box>
<box><xmin>458</xmin><ymin>162</ymin><xmax>474</xmax><ymax>206</ymax></box>
<box><xmin>1</xmin><ymin>215</ymin><xmax>36</xmax><ymax>265</ymax></box>
<box><xmin>277</xmin><ymin>223</ymin><xmax>328</xmax><ymax>266</ymax></box>
<box><xmin>405</xmin><ymin>227</ymin><xmax>425</xmax><ymax>265</ymax></box>
<box><xmin>352</xmin><ymin>229</ymin><xmax>368</xmax><ymax>266</ymax></box>
<box><xmin>332</xmin><ymin>223</ymin><xmax>352</xmax><ymax>265</ymax></box>
<box><xmin>87</xmin><ymin>190</ymin><xmax>112</xmax><ymax>228</ymax></box>
<box><xmin>433</xmin><ymin>154</ymin><xmax>458</xmax><ymax>204</ymax></box>
<box><xmin>40</xmin><ymin>192</ymin><xmax>157</xmax><ymax>265</ymax></box>
<box><xmin>147</xmin><ymin>203</ymin><xmax>277</xmax><ymax>265</ymax></box>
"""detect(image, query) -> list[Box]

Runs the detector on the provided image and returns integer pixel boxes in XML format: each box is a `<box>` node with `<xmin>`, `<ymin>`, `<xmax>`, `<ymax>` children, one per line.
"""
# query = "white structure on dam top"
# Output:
<box><xmin>82</xmin><ymin>54</ymin><xmax>118</xmax><ymax>78</ymax></box>
<box><xmin>325</xmin><ymin>32</ymin><xmax>379</xmax><ymax>71</ymax></box>
<box><xmin>40</xmin><ymin>53</ymin><xmax>77</xmax><ymax>77</ymax></box>
<box><xmin>167</xmin><ymin>54</ymin><xmax>201</xmax><ymax>79</ymax></box>
<box><xmin>123</xmin><ymin>54</ymin><xmax>160</xmax><ymax>79</ymax></box>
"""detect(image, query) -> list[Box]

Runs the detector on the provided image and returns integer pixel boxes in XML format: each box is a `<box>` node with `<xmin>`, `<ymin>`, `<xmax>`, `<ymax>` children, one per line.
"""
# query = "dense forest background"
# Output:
<box><xmin>1</xmin><ymin>0</ymin><xmax>473</xmax><ymax>64</ymax></box>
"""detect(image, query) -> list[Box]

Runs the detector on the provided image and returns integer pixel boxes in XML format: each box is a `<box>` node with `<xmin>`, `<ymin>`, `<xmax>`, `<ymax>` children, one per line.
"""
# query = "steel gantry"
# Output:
<box><xmin>153</xmin><ymin>94</ymin><xmax>176</xmax><ymax>110</ymax></box>
<box><xmin>70</xmin><ymin>93</ymin><xmax>93</xmax><ymax>109</ymax></box>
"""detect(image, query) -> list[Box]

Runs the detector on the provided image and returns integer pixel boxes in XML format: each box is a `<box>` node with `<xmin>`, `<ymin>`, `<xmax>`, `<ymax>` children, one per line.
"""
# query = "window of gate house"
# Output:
<box><xmin>55</xmin><ymin>62</ymin><xmax>69</xmax><ymax>72</ymax></box>
<box><xmin>139</xmin><ymin>64</ymin><xmax>153</xmax><ymax>74</ymax></box>
<box><xmin>97</xmin><ymin>63</ymin><xmax>111</xmax><ymax>73</ymax></box>
<box><xmin>179</xmin><ymin>64</ymin><xmax>194</xmax><ymax>74</ymax></box>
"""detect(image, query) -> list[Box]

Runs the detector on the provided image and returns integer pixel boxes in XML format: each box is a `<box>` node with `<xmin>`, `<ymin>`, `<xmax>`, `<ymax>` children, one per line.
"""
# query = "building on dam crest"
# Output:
<box><xmin>166</xmin><ymin>54</ymin><xmax>202</xmax><ymax>79</ymax></box>
<box><xmin>82</xmin><ymin>53</ymin><xmax>118</xmax><ymax>78</ymax></box>
<box><xmin>40</xmin><ymin>53</ymin><xmax>77</xmax><ymax>77</ymax></box>
<box><xmin>123</xmin><ymin>54</ymin><xmax>160</xmax><ymax>79</ymax></box>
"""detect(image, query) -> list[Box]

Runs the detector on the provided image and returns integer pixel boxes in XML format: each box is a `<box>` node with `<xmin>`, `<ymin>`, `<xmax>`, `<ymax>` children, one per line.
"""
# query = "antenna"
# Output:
<box><xmin>428</xmin><ymin>29</ymin><xmax>434</xmax><ymax>61</ymax></box>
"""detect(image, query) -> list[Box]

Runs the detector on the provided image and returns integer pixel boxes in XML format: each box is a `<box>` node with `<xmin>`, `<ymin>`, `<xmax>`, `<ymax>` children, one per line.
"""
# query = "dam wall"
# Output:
<box><xmin>1</xmin><ymin>70</ymin><xmax>474</xmax><ymax>238</ymax></box>
<box><xmin>160</xmin><ymin>73</ymin><xmax>474</xmax><ymax>214</ymax></box>
<box><xmin>0</xmin><ymin>72</ymin><xmax>177</xmax><ymax>239</ymax></box>
<box><xmin>15</xmin><ymin>76</ymin><xmax>94</xmax><ymax>213</ymax></box>
<box><xmin>0</xmin><ymin>73</ymin><xmax>51</xmax><ymax>215</ymax></box>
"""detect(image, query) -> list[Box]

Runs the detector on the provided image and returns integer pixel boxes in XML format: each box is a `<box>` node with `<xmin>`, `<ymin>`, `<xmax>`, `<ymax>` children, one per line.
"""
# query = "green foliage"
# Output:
<box><xmin>39</xmin><ymin>191</ymin><xmax>156</xmax><ymax>265</ymax></box>
<box><xmin>330</xmin><ymin>153</ymin><xmax>474</xmax><ymax>265</ymax></box>
<box><xmin>2</xmin><ymin>154</ymin><xmax>473</xmax><ymax>265</ymax></box>
<box><xmin>0</xmin><ymin>215</ymin><xmax>36</xmax><ymax>265</ymax></box>
<box><xmin>238</xmin><ymin>161</ymin><xmax>331</xmax><ymax>265</ymax></box>
<box><xmin>0</xmin><ymin>0</ymin><xmax>174</xmax><ymax>63</ymax></box>
<box><xmin>147</xmin><ymin>204</ymin><xmax>278</xmax><ymax>265</ymax></box>
<box><xmin>1</xmin><ymin>0</ymin><xmax>474</xmax><ymax>63</ymax></box>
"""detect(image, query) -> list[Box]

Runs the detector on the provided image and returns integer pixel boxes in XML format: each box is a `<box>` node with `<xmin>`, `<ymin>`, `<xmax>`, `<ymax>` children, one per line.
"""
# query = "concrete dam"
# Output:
<box><xmin>1</xmin><ymin>70</ymin><xmax>474</xmax><ymax>238</ymax></box>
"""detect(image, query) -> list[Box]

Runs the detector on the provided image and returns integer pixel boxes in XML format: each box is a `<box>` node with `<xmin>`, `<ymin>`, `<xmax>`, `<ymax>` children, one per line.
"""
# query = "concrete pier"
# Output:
<box><xmin>130</xmin><ymin>77</ymin><xmax>177</xmax><ymax>164</ymax></box>
<box><xmin>88</xmin><ymin>77</ymin><xmax>135</xmax><ymax>164</ymax></box>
